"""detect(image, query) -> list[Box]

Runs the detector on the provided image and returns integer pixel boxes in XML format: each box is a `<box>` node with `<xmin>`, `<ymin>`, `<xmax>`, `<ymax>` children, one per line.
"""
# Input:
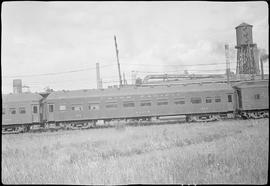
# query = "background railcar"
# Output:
<box><xmin>2</xmin><ymin>93</ymin><xmax>43</xmax><ymax>133</ymax></box>
<box><xmin>44</xmin><ymin>83</ymin><xmax>235</xmax><ymax>127</ymax></box>
<box><xmin>233</xmin><ymin>80</ymin><xmax>269</xmax><ymax>118</ymax></box>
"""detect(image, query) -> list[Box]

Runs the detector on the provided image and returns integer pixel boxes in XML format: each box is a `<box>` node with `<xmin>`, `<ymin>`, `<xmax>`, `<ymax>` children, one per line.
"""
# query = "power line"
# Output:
<box><xmin>137</xmin><ymin>68</ymin><xmax>236</xmax><ymax>74</ymax></box>
<box><xmin>121</xmin><ymin>62</ymin><xmax>237</xmax><ymax>67</ymax></box>
<box><xmin>2</xmin><ymin>61</ymin><xmax>238</xmax><ymax>79</ymax></box>
<box><xmin>2</xmin><ymin>64</ymin><xmax>114</xmax><ymax>79</ymax></box>
<box><xmin>2</xmin><ymin>68</ymin><xmax>237</xmax><ymax>86</ymax></box>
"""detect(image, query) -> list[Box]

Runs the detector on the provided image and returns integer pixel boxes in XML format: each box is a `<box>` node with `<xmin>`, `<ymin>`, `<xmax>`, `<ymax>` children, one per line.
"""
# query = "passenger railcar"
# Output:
<box><xmin>44</xmin><ymin>83</ymin><xmax>235</xmax><ymax>128</ymax></box>
<box><xmin>233</xmin><ymin>80</ymin><xmax>269</xmax><ymax>118</ymax></box>
<box><xmin>2</xmin><ymin>93</ymin><xmax>43</xmax><ymax>133</ymax></box>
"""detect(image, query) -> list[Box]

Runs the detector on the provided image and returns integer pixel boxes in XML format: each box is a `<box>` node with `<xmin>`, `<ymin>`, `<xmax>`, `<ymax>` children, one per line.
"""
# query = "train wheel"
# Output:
<box><xmin>241</xmin><ymin>112</ymin><xmax>248</xmax><ymax>119</ymax></box>
<box><xmin>263</xmin><ymin>112</ymin><xmax>269</xmax><ymax>118</ymax></box>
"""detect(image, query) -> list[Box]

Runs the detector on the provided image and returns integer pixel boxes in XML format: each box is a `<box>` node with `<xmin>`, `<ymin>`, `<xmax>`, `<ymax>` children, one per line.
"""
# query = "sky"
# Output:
<box><xmin>1</xmin><ymin>1</ymin><xmax>269</xmax><ymax>93</ymax></box>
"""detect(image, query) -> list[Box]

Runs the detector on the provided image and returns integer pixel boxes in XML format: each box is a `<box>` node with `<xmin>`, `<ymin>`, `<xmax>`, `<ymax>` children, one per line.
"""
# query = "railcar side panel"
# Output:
<box><xmin>2</xmin><ymin>100</ymin><xmax>41</xmax><ymax>125</ymax></box>
<box><xmin>45</xmin><ymin>88</ymin><xmax>235</xmax><ymax>123</ymax></box>
<box><xmin>233</xmin><ymin>80</ymin><xmax>269</xmax><ymax>112</ymax></box>
<box><xmin>240</xmin><ymin>87</ymin><xmax>268</xmax><ymax>111</ymax></box>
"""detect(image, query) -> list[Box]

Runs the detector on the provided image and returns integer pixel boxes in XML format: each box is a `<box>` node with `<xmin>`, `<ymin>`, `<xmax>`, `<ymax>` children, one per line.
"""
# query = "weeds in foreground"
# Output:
<box><xmin>2</xmin><ymin>119</ymin><xmax>268</xmax><ymax>184</ymax></box>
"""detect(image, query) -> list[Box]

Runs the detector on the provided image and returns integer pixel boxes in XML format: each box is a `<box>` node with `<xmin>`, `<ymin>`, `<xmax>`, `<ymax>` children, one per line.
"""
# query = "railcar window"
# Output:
<box><xmin>9</xmin><ymin>108</ymin><xmax>16</xmax><ymax>114</ymax></box>
<box><xmin>157</xmin><ymin>99</ymin><xmax>169</xmax><ymax>106</ymax></box>
<box><xmin>140</xmin><ymin>100</ymin><xmax>151</xmax><ymax>107</ymax></box>
<box><xmin>123</xmin><ymin>101</ymin><xmax>135</xmax><ymax>108</ymax></box>
<box><xmin>174</xmin><ymin>98</ymin><xmax>185</xmax><ymax>105</ymax></box>
<box><xmin>59</xmin><ymin>105</ymin><xmax>66</xmax><ymax>111</ymax></box>
<box><xmin>206</xmin><ymin>97</ymin><xmax>212</xmax><ymax>103</ymax></box>
<box><xmin>228</xmin><ymin>95</ymin><xmax>232</xmax><ymax>102</ymax></box>
<box><xmin>106</xmin><ymin>102</ymin><xmax>118</xmax><ymax>109</ymax></box>
<box><xmin>89</xmin><ymin>103</ymin><xmax>100</xmax><ymax>110</ymax></box>
<box><xmin>33</xmin><ymin>106</ymin><xmax>38</xmax><ymax>113</ymax></box>
<box><xmin>49</xmin><ymin>105</ymin><xmax>54</xmax><ymax>112</ymax></box>
<box><xmin>71</xmin><ymin>105</ymin><xmax>83</xmax><ymax>111</ymax></box>
<box><xmin>191</xmin><ymin>97</ymin><xmax>202</xmax><ymax>104</ymax></box>
<box><xmin>19</xmin><ymin>107</ymin><xmax>26</xmax><ymax>114</ymax></box>
<box><xmin>254</xmin><ymin>94</ymin><xmax>260</xmax><ymax>100</ymax></box>
<box><xmin>140</xmin><ymin>95</ymin><xmax>151</xmax><ymax>98</ymax></box>
<box><xmin>215</xmin><ymin>96</ymin><xmax>221</xmax><ymax>103</ymax></box>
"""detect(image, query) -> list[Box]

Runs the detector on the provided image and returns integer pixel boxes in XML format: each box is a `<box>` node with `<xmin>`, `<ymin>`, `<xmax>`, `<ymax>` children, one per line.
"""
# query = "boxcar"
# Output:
<box><xmin>44</xmin><ymin>83</ymin><xmax>235</xmax><ymax>127</ymax></box>
<box><xmin>2</xmin><ymin>92</ymin><xmax>43</xmax><ymax>133</ymax></box>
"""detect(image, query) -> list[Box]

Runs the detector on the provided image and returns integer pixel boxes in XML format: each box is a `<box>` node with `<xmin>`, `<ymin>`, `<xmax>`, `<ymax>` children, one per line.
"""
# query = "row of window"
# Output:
<box><xmin>107</xmin><ymin>93</ymin><xmax>206</xmax><ymax>99</ymax></box>
<box><xmin>2</xmin><ymin>106</ymin><xmax>38</xmax><ymax>115</ymax></box>
<box><xmin>108</xmin><ymin>94</ymin><xmax>171</xmax><ymax>100</ymax></box>
<box><xmin>48</xmin><ymin>95</ymin><xmax>232</xmax><ymax>112</ymax></box>
<box><xmin>3</xmin><ymin>94</ymin><xmax>264</xmax><ymax>115</ymax></box>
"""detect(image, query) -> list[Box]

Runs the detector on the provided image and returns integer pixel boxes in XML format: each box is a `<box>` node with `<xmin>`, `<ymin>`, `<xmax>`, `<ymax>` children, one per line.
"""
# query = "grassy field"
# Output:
<box><xmin>2</xmin><ymin>119</ymin><xmax>269</xmax><ymax>184</ymax></box>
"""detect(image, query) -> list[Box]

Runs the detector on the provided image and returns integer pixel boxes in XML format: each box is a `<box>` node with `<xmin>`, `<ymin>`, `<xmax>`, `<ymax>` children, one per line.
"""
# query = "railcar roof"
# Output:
<box><xmin>2</xmin><ymin>93</ymin><xmax>43</xmax><ymax>103</ymax></box>
<box><xmin>46</xmin><ymin>83</ymin><xmax>233</xmax><ymax>100</ymax></box>
<box><xmin>233</xmin><ymin>80</ymin><xmax>269</xmax><ymax>89</ymax></box>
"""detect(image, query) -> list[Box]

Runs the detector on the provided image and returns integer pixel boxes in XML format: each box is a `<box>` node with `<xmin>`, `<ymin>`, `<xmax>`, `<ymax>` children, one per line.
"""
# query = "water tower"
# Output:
<box><xmin>235</xmin><ymin>23</ymin><xmax>260</xmax><ymax>75</ymax></box>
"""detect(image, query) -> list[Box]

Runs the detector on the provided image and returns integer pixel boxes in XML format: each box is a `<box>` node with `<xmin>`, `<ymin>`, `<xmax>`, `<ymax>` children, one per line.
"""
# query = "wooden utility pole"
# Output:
<box><xmin>114</xmin><ymin>35</ymin><xmax>122</xmax><ymax>87</ymax></box>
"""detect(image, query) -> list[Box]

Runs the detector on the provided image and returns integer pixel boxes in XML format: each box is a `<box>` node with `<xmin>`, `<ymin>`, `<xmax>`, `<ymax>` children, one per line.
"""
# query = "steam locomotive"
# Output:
<box><xmin>2</xmin><ymin>80</ymin><xmax>269</xmax><ymax>134</ymax></box>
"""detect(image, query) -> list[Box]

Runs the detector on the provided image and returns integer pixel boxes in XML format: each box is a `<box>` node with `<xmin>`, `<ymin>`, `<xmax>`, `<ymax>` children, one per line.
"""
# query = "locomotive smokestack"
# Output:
<box><xmin>96</xmin><ymin>62</ymin><xmax>102</xmax><ymax>89</ymax></box>
<box><xmin>13</xmin><ymin>79</ymin><xmax>22</xmax><ymax>94</ymax></box>
<box><xmin>131</xmin><ymin>71</ymin><xmax>137</xmax><ymax>85</ymax></box>
<box><xmin>260</xmin><ymin>58</ymin><xmax>264</xmax><ymax>80</ymax></box>
<box><xmin>259</xmin><ymin>50</ymin><xmax>269</xmax><ymax>80</ymax></box>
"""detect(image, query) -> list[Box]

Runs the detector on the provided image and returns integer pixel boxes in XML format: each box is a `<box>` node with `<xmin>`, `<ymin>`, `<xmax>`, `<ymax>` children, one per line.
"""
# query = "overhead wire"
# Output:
<box><xmin>2</xmin><ymin>61</ymin><xmax>240</xmax><ymax>90</ymax></box>
<box><xmin>121</xmin><ymin>62</ymin><xmax>237</xmax><ymax>67</ymax></box>
<box><xmin>2</xmin><ymin>64</ymin><xmax>115</xmax><ymax>79</ymax></box>
<box><xmin>2</xmin><ymin>61</ymin><xmax>237</xmax><ymax>79</ymax></box>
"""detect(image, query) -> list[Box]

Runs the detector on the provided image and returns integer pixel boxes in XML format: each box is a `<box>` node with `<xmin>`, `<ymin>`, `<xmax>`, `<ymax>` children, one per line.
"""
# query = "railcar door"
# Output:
<box><xmin>48</xmin><ymin>104</ymin><xmax>55</xmax><ymax>121</ymax></box>
<box><xmin>31</xmin><ymin>104</ymin><xmax>39</xmax><ymax>123</ymax></box>
<box><xmin>226</xmin><ymin>93</ymin><xmax>234</xmax><ymax>111</ymax></box>
<box><xmin>236</xmin><ymin>89</ymin><xmax>242</xmax><ymax>109</ymax></box>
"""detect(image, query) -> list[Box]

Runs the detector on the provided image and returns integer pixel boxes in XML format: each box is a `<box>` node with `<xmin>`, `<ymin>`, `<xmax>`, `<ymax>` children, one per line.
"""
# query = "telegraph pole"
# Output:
<box><xmin>114</xmin><ymin>35</ymin><xmax>123</xmax><ymax>87</ymax></box>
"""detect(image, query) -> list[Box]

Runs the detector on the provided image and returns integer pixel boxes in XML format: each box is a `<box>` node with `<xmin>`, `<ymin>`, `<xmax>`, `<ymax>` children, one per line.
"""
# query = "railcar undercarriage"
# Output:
<box><xmin>238</xmin><ymin>110</ymin><xmax>269</xmax><ymax>119</ymax></box>
<box><xmin>2</xmin><ymin>110</ymin><xmax>268</xmax><ymax>134</ymax></box>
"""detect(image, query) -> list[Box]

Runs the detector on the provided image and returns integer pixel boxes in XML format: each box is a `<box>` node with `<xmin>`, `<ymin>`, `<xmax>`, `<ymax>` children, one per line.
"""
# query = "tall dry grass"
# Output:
<box><xmin>2</xmin><ymin>119</ymin><xmax>268</xmax><ymax>184</ymax></box>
